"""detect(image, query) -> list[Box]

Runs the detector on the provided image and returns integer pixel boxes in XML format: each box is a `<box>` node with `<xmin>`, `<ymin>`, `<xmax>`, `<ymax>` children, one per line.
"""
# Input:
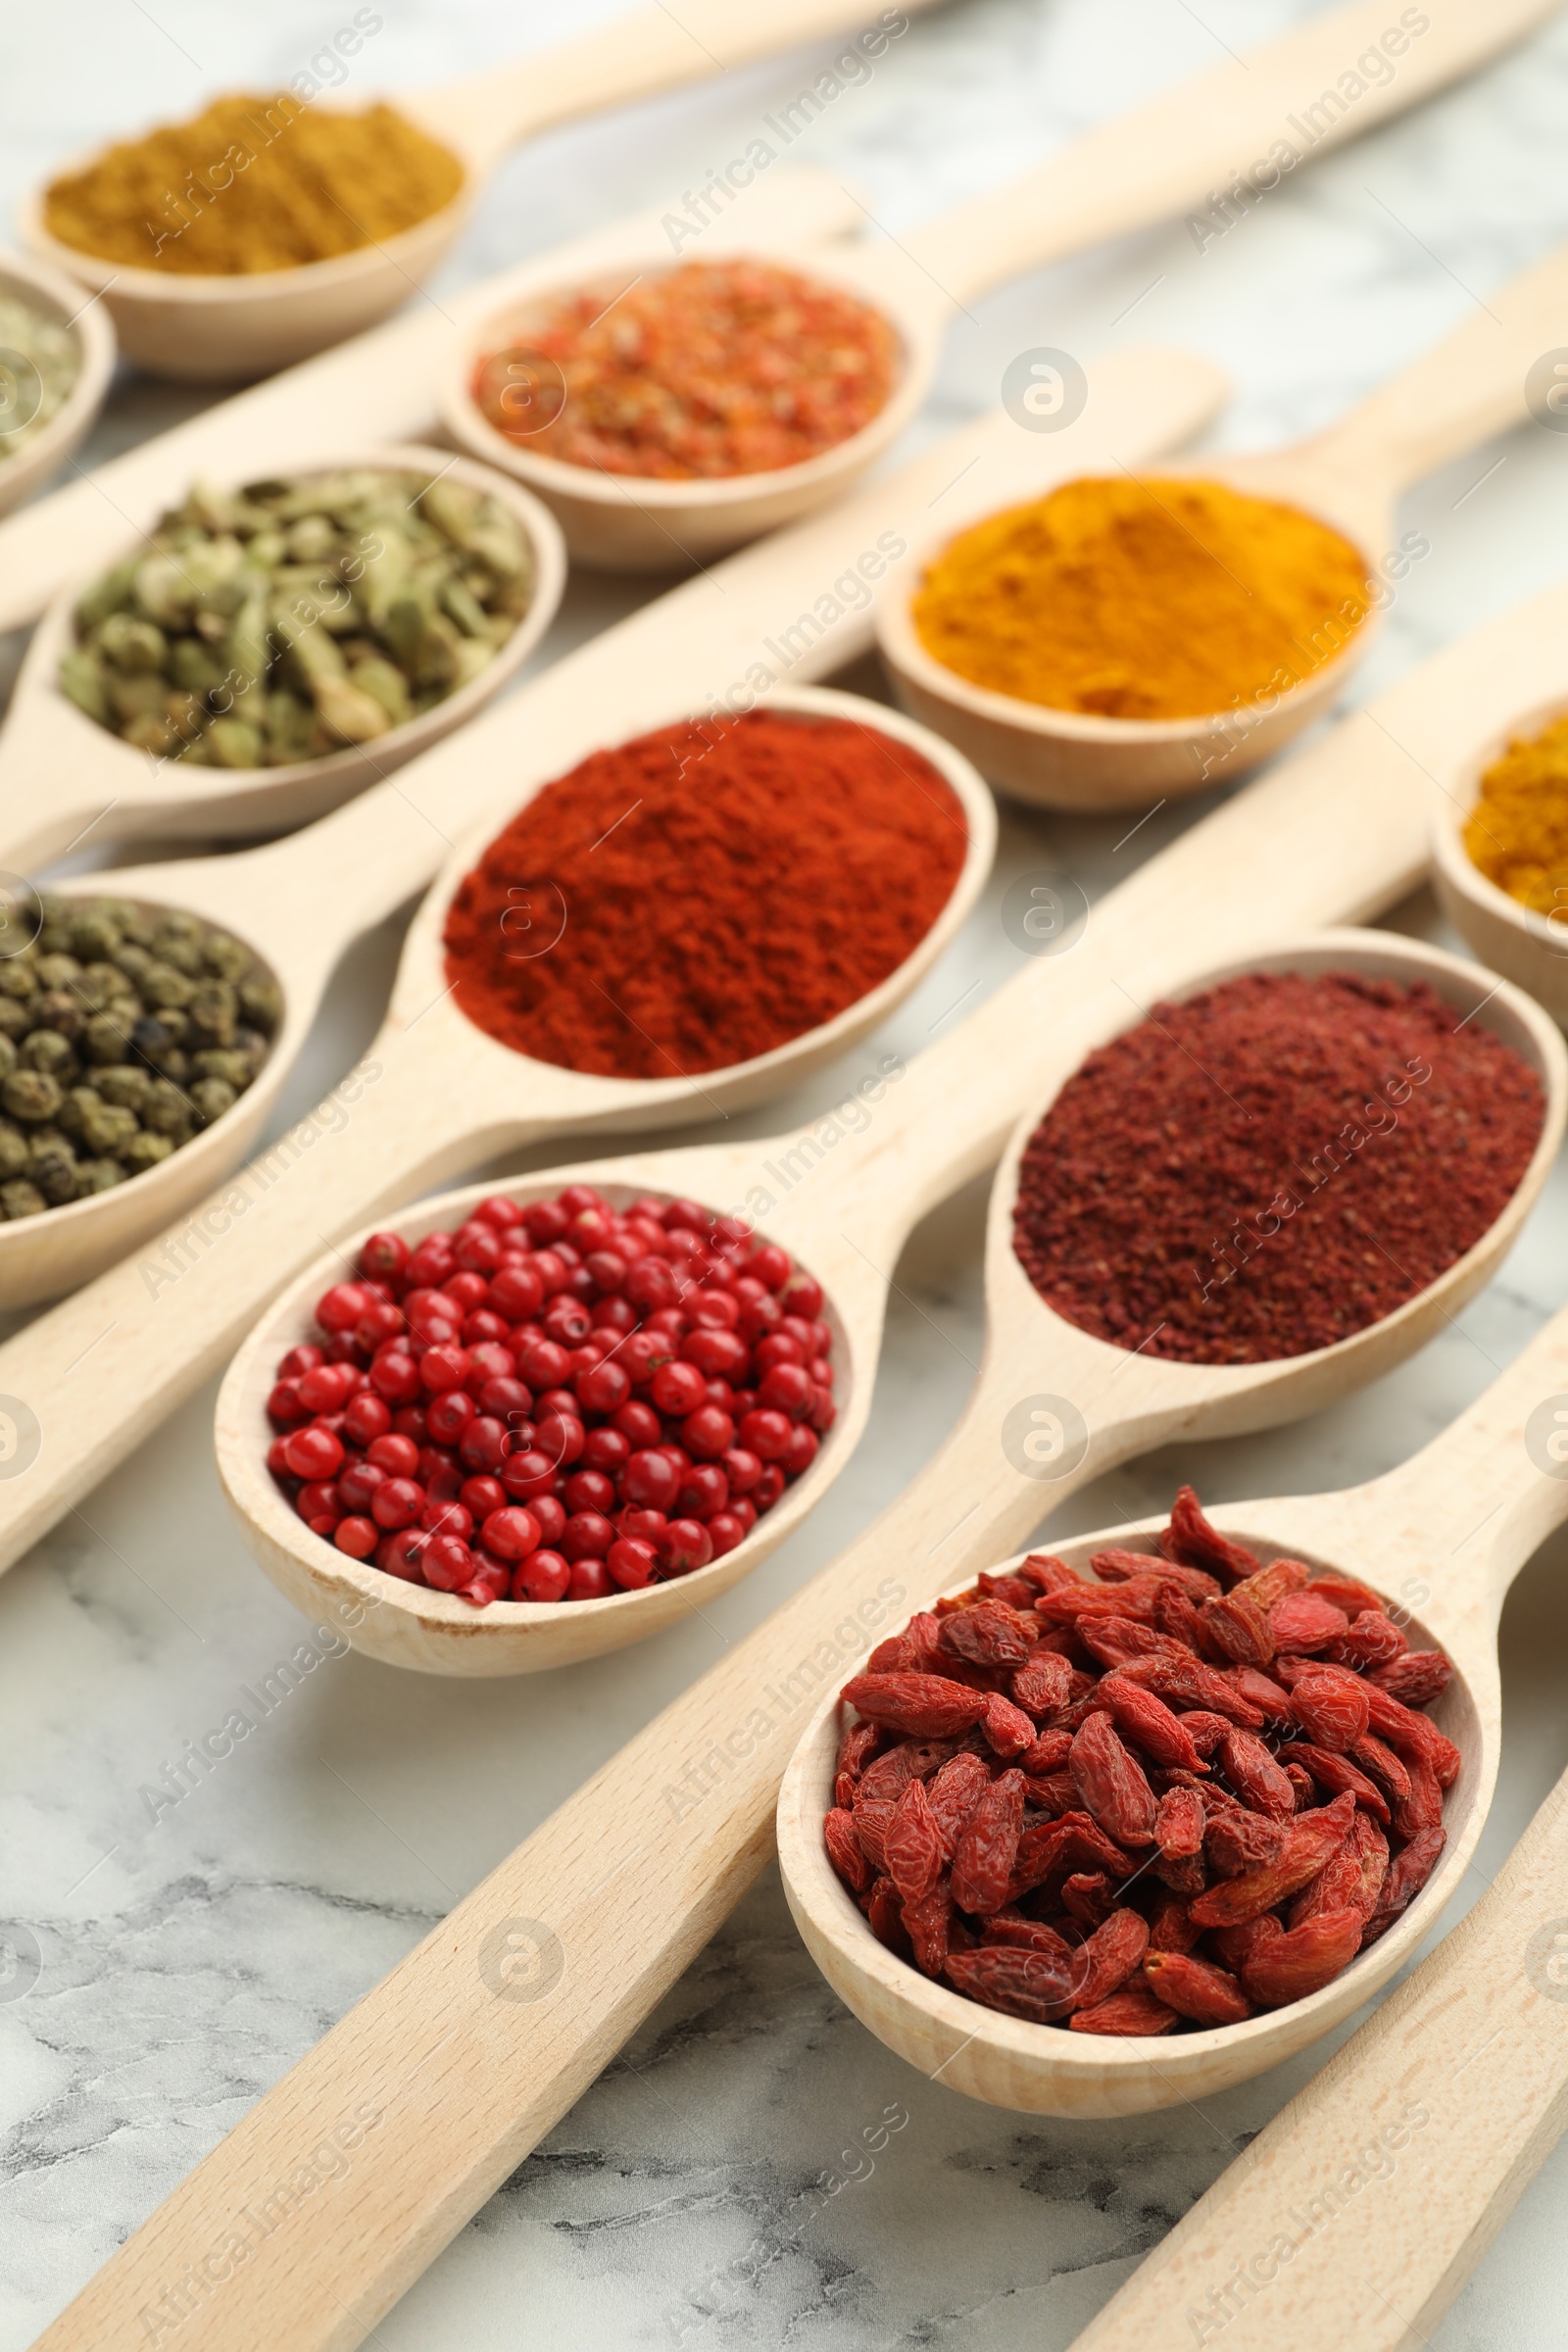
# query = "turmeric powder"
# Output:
<box><xmin>1463</xmin><ymin>714</ymin><xmax>1568</xmax><ymax>916</ymax></box>
<box><xmin>909</xmin><ymin>475</ymin><xmax>1371</xmax><ymax>721</ymax></box>
<box><xmin>43</xmin><ymin>94</ymin><xmax>464</xmax><ymax>275</ymax></box>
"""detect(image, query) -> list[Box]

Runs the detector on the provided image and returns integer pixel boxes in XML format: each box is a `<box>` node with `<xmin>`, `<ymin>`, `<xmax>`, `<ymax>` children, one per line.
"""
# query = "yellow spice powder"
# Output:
<box><xmin>909</xmin><ymin>474</ymin><xmax>1371</xmax><ymax>722</ymax></box>
<box><xmin>1463</xmin><ymin>714</ymin><xmax>1568</xmax><ymax>916</ymax></box>
<box><xmin>44</xmin><ymin>93</ymin><xmax>465</xmax><ymax>275</ymax></box>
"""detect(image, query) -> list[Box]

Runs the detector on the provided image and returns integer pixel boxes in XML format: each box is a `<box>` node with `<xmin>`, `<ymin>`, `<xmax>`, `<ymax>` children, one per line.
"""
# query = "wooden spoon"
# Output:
<box><xmin>0</xmin><ymin>0</ymin><xmax>1548</xmax><ymax>617</ymax></box>
<box><xmin>436</xmin><ymin>0</ymin><xmax>1567</xmax><ymax>572</ymax></box>
<box><xmin>0</xmin><ymin>338</ymin><xmax>1214</xmax><ymax>1305</ymax></box>
<box><xmin>878</xmin><ymin>232</ymin><xmax>1568</xmax><ymax>809</ymax></box>
<box><xmin>0</xmin><ymin>447</ymin><xmax>568</xmax><ymax>876</ymax></box>
<box><xmin>29</xmin><ymin>922</ymin><xmax>1562</xmax><ymax>2352</ymax></box>
<box><xmin>777</xmin><ymin>1049</ymin><xmax>1567</xmax><ymax>2110</ymax></box>
<box><xmin>15</xmin><ymin>0</ymin><xmax>943</xmax><ymax>383</ymax></box>
<box><xmin>15</xmin><ymin>446</ymin><xmax>562</xmax><ymax>858</ymax></box>
<box><xmin>0</xmin><ymin>245</ymin><xmax>116</xmax><ymax>523</ymax></box>
<box><xmin>1066</xmin><ymin>1509</ymin><xmax>1568</xmax><ymax>2351</ymax></box>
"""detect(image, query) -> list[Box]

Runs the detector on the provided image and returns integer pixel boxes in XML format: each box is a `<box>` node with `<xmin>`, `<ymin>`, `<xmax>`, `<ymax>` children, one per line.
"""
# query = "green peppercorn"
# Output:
<box><xmin>34</xmin><ymin>954</ymin><xmax>82</xmax><ymax>991</ymax></box>
<box><xmin>81</xmin><ymin>1101</ymin><xmax>139</xmax><ymax>1156</ymax></box>
<box><xmin>187</xmin><ymin>980</ymin><xmax>237</xmax><ymax>1045</ymax></box>
<box><xmin>57</xmin><ymin>1085</ymin><xmax>101</xmax><ymax>1138</ymax></box>
<box><xmin>3</xmin><ymin>1069</ymin><xmax>62</xmax><ymax>1123</ymax></box>
<box><xmin>0</xmin><ymin>961</ymin><xmax>37</xmax><ymax>1001</ymax></box>
<box><xmin>32</xmin><ymin>989</ymin><xmax>83</xmax><ymax>1040</ymax></box>
<box><xmin>1</xmin><ymin>1179</ymin><xmax>47</xmax><ymax>1219</ymax></box>
<box><xmin>69</xmin><ymin>908</ymin><xmax>122</xmax><ymax>963</ymax></box>
<box><xmin>189</xmin><ymin>1076</ymin><xmax>237</xmax><ymax>1125</ymax></box>
<box><xmin>30</xmin><ymin>1142</ymin><xmax>79</xmax><ymax>1205</ymax></box>
<box><xmin>239</xmin><ymin>976</ymin><xmax>282</xmax><ymax>1033</ymax></box>
<box><xmin>122</xmin><ymin>1130</ymin><xmax>174</xmax><ymax>1172</ymax></box>
<box><xmin>0</xmin><ymin>1123</ymin><xmax>27</xmax><ymax>1178</ymax></box>
<box><xmin>140</xmin><ymin>960</ymin><xmax>195</xmax><ymax>1010</ymax></box>
<box><xmin>142</xmin><ymin>1078</ymin><xmax>194</xmax><ymax>1139</ymax></box>
<box><xmin>74</xmin><ymin>1158</ymin><xmax>127</xmax><ymax>1196</ymax></box>
<box><xmin>191</xmin><ymin>1047</ymin><xmax>254</xmax><ymax>1088</ymax></box>
<box><xmin>0</xmin><ymin>1037</ymin><xmax>13</xmax><ymax>1082</ymax></box>
<box><xmin>96</xmin><ymin>1065</ymin><xmax>151</xmax><ymax>1112</ymax></box>
<box><xmin>21</xmin><ymin>1030</ymin><xmax>76</xmax><ymax>1081</ymax></box>
<box><xmin>0</xmin><ymin>1001</ymin><xmax>27</xmax><ymax>1044</ymax></box>
<box><xmin>83</xmin><ymin>1008</ymin><xmax>138</xmax><ymax>1064</ymax></box>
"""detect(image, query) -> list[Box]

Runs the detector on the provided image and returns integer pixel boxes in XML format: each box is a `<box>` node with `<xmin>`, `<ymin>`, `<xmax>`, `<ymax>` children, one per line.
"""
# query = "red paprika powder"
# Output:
<box><xmin>442</xmin><ymin>709</ymin><xmax>967</xmax><ymax>1079</ymax></box>
<box><xmin>1011</xmin><ymin>971</ymin><xmax>1544</xmax><ymax>1364</ymax></box>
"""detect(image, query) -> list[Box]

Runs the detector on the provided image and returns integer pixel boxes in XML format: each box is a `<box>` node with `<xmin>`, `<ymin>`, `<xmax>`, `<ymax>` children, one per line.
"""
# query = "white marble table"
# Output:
<box><xmin>5</xmin><ymin>1</ymin><xmax>1568</xmax><ymax>2344</ymax></box>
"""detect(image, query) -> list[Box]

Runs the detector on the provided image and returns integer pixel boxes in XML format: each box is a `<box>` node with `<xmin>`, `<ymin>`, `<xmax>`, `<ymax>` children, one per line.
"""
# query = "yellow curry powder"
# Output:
<box><xmin>44</xmin><ymin>94</ymin><xmax>465</xmax><ymax>275</ymax></box>
<box><xmin>1463</xmin><ymin>714</ymin><xmax>1568</xmax><ymax>916</ymax></box>
<box><xmin>909</xmin><ymin>474</ymin><xmax>1371</xmax><ymax>721</ymax></box>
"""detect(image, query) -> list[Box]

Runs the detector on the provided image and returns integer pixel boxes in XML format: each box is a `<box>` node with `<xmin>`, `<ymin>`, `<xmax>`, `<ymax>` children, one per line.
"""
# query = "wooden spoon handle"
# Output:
<box><xmin>414</xmin><ymin>0</ymin><xmax>944</xmax><ymax>167</ymax></box>
<box><xmin>1067</xmin><ymin>1762</ymin><xmax>1568</xmax><ymax>2352</ymax></box>
<box><xmin>902</xmin><ymin>0</ymin><xmax>1556</xmax><ymax>309</ymax></box>
<box><xmin>1303</xmin><ymin>228</ymin><xmax>1568</xmax><ymax>499</ymax></box>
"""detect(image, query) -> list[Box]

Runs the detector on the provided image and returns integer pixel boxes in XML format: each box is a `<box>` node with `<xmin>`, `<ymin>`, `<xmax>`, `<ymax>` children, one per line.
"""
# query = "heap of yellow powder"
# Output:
<box><xmin>43</xmin><ymin>94</ymin><xmax>465</xmax><ymax>275</ymax></box>
<box><xmin>1463</xmin><ymin>714</ymin><xmax>1568</xmax><ymax>916</ymax></box>
<box><xmin>910</xmin><ymin>475</ymin><xmax>1371</xmax><ymax>721</ymax></box>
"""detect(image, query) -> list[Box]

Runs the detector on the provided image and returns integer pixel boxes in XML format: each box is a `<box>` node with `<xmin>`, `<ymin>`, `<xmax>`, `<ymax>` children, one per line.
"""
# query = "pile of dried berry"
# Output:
<box><xmin>0</xmin><ymin>894</ymin><xmax>276</xmax><ymax>1220</ymax></box>
<box><xmin>265</xmin><ymin>1184</ymin><xmax>834</xmax><ymax>1607</ymax></box>
<box><xmin>824</xmin><ymin>1487</ymin><xmax>1453</xmax><ymax>2034</ymax></box>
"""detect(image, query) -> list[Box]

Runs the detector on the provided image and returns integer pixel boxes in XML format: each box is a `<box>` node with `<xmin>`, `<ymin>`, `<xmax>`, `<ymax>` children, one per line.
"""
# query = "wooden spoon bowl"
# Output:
<box><xmin>876</xmin><ymin>234</ymin><xmax>1568</xmax><ymax>808</ymax></box>
<box><xmin>776</xmin><ymin>929</ymin><xmax>1567</xmax><ymax>2112</ymax></box>
<box><xmin>0</xmin><ymin>245</ymin><xmax>117</xmax><ymax>522</ymax></box>
<box><xmin>437</xmin><ymin>243</ymin><xmax>934</xmax><ymax>573</ymax></box>
<box><xmin>0</xmin><ymin>446</ymin><xmax>566</xmax><ymax>875</ymax></box>
<box><xmin>1430</xmin><ymin>689</ymin><xmax>1568</xmax><ymax>1028</ymax></box>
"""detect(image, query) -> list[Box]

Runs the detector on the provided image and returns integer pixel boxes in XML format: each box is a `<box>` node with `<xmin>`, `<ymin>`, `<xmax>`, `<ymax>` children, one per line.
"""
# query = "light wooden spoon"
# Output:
<box><xmin>435</xmin><ymin>0</ymin><xmax>1559</xmax><ymax>573</ymax></box>
<box><xmin>0</xmin><ymin>246</ymin><xmax>116</xmax><ymax>523</ymax></box>
<box><xmin>29</xmin><ymin>924</ymin><xmax>1561</xmax><ymax>2352</ymax></box>
<box><xmin>878</xmin><ymin>233</ymin><xmax>1568</xmax><ymax>809</ymax></box>
<box><xmin>0</xmin><ymin>341</ymin><xmax>1218</xmax><ymax>1308</ymax></box>
<box><xmin>15</xmin><ymin>0</ymin><xmax>942</xmax><ymax>383</ymax></box>
<box><xmin>0</xmin><ymin>447</ymin><xmax>568</xmax><ymax>874</ymax></box>
<box><xmin>778</xmin><ymin>1185</ymin><xmax>1568</xmax><ymax>2113</ymax></box>
<box><xmin>1066</xmin><ymin>1475</ymin><xmax>1568</xmax><ymax>2352</ymax></box>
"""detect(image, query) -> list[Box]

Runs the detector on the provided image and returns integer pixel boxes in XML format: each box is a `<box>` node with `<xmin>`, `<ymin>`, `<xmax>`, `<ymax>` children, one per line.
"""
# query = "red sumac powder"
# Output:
<box><xmin>443</xmin><ymin>710</ymin><xmax>966</xmax><ymax>1079</ymax></box>
<box><xmin>1011</xmin><ymin>971</ymin><xmax>1543</xmax><ymax>1363</ymax></box>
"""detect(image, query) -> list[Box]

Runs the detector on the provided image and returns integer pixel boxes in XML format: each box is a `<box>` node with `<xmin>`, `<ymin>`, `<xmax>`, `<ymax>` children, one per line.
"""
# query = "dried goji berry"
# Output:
<box><xmin>951</xmin><ymin>1768</ymin><xmax>1026</xmax><ymax>1915</ymax></box>
<box><xmin>1219</xmin><ymin>1727</ymin><xmax>1296</xmax><ymax>1819</ymax></box>
<box><xmin>901</xmin><ymin>1876</ymin><xmax>954</xmax><ymax>1977</ymax></box>
<box><xmin>1241</xmin><ymin>1907</ymin><xmax>1363</xmax><ymax>2007</ymax></box>
<box><xmin>1306</xmin><ymin>1572</ymin><xmax>1384</xmax><ymax>1618</ymax></box>
<box><xmin>1327</xmin><ymin>1609</ymin><xmax>1408</xmax><ymax>1671</ymax></box>
<box><xmin>1227</xmin><ymin>1666</ymin><xmax>1295</xmax><ymax>1720</ymax></box>
<box><xmin>1360</xmin><ymin>1822</ymin><xmax>1446</xmax><ymax>1944</ymax></box>
<box><xmin>841</xmin><ymin>1672</ymin><xmax>990</xmax><ymax>1739</ymax></box>
<box><xmin>885</xmin><ymin>1776</ymin><xmax>945</xmax><ymax>1905</ymax></box>
<box><xmin>976</xmin><ymin>1570</ymin><xmax>1040</xmax><ymax>1612</ymax></box>
<box><xmin>1160</xmin><ymin>1487</ymin><xmax>1259</xmax><ymax>1585</ymax></box>
<box><xmin>1061</xmin><ymin>1871</ymin><xmax>1118</xmax><ymax>1929</ymax></box>
<box><xmin>1006</xmin><ymin>1810</ymin><xmax>1131</xmax><ymax>1899</ymax></box>
<box><xmin>1348</xmin><ymin>1733</ymin><xmax>1410</xmax><ymax>1808</ymax></box>
<box><xmin>1016</xmin><ymin>1729</ymin><xmax>1072</xmax><ymax>1777</ymax></box>
<box><xmin>824</xmin><ymin>1806</ymin><xmax>871</xmax><ymax>1893</ymax></box>
<box><xmin>939</xmin><ymin>1598</ymin><xmax>1034</xmax><ymax>1670</ymax></box>
<box><xmin>1204</xmin><ymin>1809</ymin><xmax>1288</xmax><ymax>1879</ymax></box>
<box><xmin>1020</xmin><ymin>1769</ymin><xmax>1078</xmax><ymax>1816</ymax></box>
<box><xmin>1285</xmin><ymin>1741</ymin><xmax>1390</xmax><ymax>1823</ymax></box>
<box><xmin>1101</xmin><ymin>1673</ymin><xmax>1208</xmax><ymax>1772</ymax></box>
<box><xmin>1176</xmin><ymin>1710</ymin><xmax>1233</xmax><ymax>1758</ymax></box>
<box><xmin>865</xmin><ymin>1634</ymin><xmax>912</xmax><ymax>1674</ymax></box>
<box><xmin>866</xmin><ymin>1877</ymin><xmax>911</xmax><ymax>1956</ymax></box>
<box><xmin>1018</xmin><ymin>1551</ymin><xmax>1077</xmax><ymax>1593</ymax></box>
<box><xmin>1154</xmin><ymin>1784</ymin><xmax>1206</xmax><ymax>1860</ymax></box>
<box><xmin>1153</xmin><ymin>1585</ymin><xmax>1222</xmax><ymax>1657</ymax></box>
<box><xmin>944</xmin><ymin>1943</ymin><xmax>1074</xmax><ymax>2022</ymax></box>
<box><xmin>1068</xmin><ymin>1906</ymin><xmax>1150</xmax><ymax>2009</ymax></box>
<box><xmin>1393</xmin><ymin>1753</ymin><xmax>1444</xmax><ymax>1842</ymax></box>
<box><xmin>1012</xmin><ymin>1646</ymin><xmax>1072</xmax><ymax>1718</ymax></box>
<box><xmin>1142</xmin><ymin>1949</ymin><xmax>1251</xmax><ymax>2026</ymax></box>
<box><xmin>1289</xmin><ymin>1805</ymin><xmax>1387</xmax><ymax>1928</ymax></box>
<box><xmin>1116</xmin><ymin>1653</ymin><xmax>1264</xmax><ymax>1726</ymax></box>
<box><xmin>926</xmin><ymin>1750</ymin><xmax>991</xmax><ymax>1859</ymax></box>
<box><xmin>1200</xmin><ymin>1588</ymin><xmax>1276</xmax><ymax>1669</ymax></box>
<box><xmin>1369</xmin><ymin>1650</ymin><xmax>1453</xmax><ymax>1708</ymax></box>
<box><xmin>1071</xmin><ymin>1712</ymin><xmax>1157</xmax><ymax>1846</ymax></box>
<box><xmin>1092</xmin><ymin>1546</ymin><xmax>1220</xmax><ymax>1603</ymax></box>
<box><xmin>851</xmin><ymin>1790</ymin><xmax>895</xmax><ymax>1875</ymax></box>
<box><xmin>1148</xmin><ymin>1894</ymin><xmax>1201</xmax><ymax>1953</ymax></box>
<box><xmin>1269</xmin><ymin>1592</ymin><xmax>1350</xmax><ymax>1655</ymax></box>
<box><xmin>1206</xmin><ymin>1914</ymin><xmax>1282</xmax><ymax>1974</ymax></box>
<box><xmin>982</xmin><ymin>1690</ymin><xmax>1038</xmax><ymax>1758</ymax></box>
<box><xmin>1069</xmin><ymin>1989</ymin><xmax>1180</xmax><ymax>2035</ymax></box>
<box><xmin>833</xmin><ymin>1719</ymin><xmax>883</xmax><ymax>1808</ymax></box>
<box><xmin>982</xmin><ymin>1913</ymin><xmax>1073</xmax><ymax>1959</ymax></box>
<box><xmin>1283</xmin><ymin>1762</ymin><xmax>1315</xmax><ymax>1809</ymax></box>
<box><xmin>1289</xmin><ymin>1668</ymin><xmax>1370</xmax><ymax>1751</ymax></box>
<box><xmin>1190</xmin><ymin>1792</ymin><xmax>1354</xmax><ymax>1927</ymax></box>
<box><xmin>1077</xmin><ymin>1616</ymin><xmax>1182</xmax><ymax>1670</ymax></box>
<box><xmin>1363</xmin><ymin>1686</ymin><xmax>1460</xmax><ymax>1785</ymax></box>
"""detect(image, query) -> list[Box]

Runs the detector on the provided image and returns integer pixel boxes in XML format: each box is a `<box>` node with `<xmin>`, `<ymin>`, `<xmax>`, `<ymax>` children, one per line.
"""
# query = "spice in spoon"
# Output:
<box><xmin>824</xmin><ymin>1483</ymin><xmax>1455</xmax><ymax>2032</ymax></box>
<box><xmin>472</xmin><ymin>258</ymin><xmax>901</xmax><ymax>479</ymax></box>
<box><xmin>264</xmin><ymin>1184</ymin><xmax>834</xmax><ymax>1608</ymax></box>
<box><xmin>0</xmin><ymin>293</ymin><xmax>80</xmax><ymax>462</ymax></box>
<box><xmin>443</xmin><ymin>709</ymin><xmax>967</xmax><ymax>1077</ymax></box>
<box><xmin>43</xmin><ymin>94</ymin><xmax>464</xmax><ymax>275</ymax></box>
<box><xmin>0</xmin><ymin>894</ymin><xmax>276</xmax><ymax>1221</ymax></box>
<box><xmin>61</xmin><ymin>468</ymin><xmax>534</xmax><ymax>767</ymax></box>
<box><xmin>1010</xmin><ymin>970</ymin><xmax>1543</xmax><ymax>1364</ymax></box>
<box><xmin>1461</xmin><ymin>713</ymin><xmax>1568</xmax><ymax>916</ymax></box>
<box><xmin>910</xmin><ymin>476</ymin><xmax>1371</xmax><ymax>720</ymax></box>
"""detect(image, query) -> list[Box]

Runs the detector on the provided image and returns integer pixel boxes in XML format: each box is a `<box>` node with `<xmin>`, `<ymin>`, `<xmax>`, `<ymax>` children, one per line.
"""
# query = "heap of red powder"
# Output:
<box><xmin>1011</xmin><ymin>971</ymin><xmax>1544</xmax><ymax>1364</ymax></box>
<box><xmin>443</xmin><ymin>710</ymin><xmax>966</xmax><ymax>1079</ymax></box>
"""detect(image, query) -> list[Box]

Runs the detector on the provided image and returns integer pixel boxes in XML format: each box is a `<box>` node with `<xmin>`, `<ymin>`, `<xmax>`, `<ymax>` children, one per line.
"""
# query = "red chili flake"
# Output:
<box><xmin>473</xmin><ymin>257</ymin><xmax>901</xmax><ymax>480</ymax></box>
<box><xmin>1010</xmin><ymin>973</ymin><xmax>1544</xmax><ymax>1364</ymax></box>
<box><xmin>823</xmin><ymin>1487</ymin><xmax>1458</xmax><ymax>2034</ymax></box>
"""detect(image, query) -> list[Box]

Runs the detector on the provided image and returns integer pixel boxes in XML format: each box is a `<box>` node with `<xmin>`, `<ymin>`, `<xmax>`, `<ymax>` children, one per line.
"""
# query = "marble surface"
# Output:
<box><xmin>7</xmin><ymin>1</ymin><xmax>1568</xmax><ymax>2345</ymax></box>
